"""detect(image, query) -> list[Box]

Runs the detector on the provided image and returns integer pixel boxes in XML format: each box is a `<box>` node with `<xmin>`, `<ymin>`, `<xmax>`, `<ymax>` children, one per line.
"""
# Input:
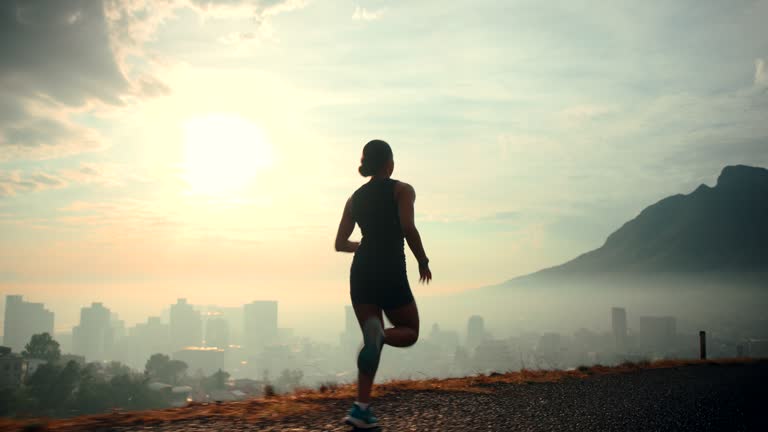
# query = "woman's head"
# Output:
<box><xmin>359</xmin><ymin>139</ymin><xmax>394</xmax><ymax>177</ymax></box>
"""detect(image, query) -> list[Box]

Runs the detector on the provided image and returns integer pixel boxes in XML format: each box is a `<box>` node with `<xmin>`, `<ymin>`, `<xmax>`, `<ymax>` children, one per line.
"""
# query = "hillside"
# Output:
<box><xmin>3</xmin><ymin>359</ymin><xmax>766</xmax><ymax>432</ymax></box>
<box><xmin>523</xmin><ymin>164</ymin><xmax>768</xmax><ymax>280</ymax></box>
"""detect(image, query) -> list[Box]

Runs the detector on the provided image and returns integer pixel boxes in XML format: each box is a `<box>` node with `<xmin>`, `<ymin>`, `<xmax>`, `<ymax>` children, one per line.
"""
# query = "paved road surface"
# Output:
<box><xmin>32</xmin><ymin>362</ymin><xmax>768</xmax><ymax>431</ymax></box>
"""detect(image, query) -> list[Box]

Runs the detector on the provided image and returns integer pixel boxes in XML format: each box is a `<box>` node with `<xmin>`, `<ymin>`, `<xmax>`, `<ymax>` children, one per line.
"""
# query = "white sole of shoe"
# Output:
<box><xmin>344</xmin><ymin>415</ymin><xmax>380</xmax><ymax>429</ymax></box>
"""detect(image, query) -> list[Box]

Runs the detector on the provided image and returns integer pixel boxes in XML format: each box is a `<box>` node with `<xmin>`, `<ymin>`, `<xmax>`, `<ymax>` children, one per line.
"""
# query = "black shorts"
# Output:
<box><xmin>350</xmin><ymin>260</ymin><xmax>414</xmax><ymax>310</ymax></box>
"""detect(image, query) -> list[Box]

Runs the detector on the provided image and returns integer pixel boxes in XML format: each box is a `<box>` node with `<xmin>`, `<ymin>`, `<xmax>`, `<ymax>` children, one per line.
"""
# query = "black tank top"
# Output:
<box><xmin>351</xmin><ymin>178</ymin><xmax>406</xmax><ymax>266</ymax></box>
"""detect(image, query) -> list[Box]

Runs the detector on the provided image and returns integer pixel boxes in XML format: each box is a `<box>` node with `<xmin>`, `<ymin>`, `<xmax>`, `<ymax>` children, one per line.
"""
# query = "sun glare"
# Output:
<box><xmin>182</xmin><ymin>114</ymin><xmax>273</xmax><ymax>195</ymax></box>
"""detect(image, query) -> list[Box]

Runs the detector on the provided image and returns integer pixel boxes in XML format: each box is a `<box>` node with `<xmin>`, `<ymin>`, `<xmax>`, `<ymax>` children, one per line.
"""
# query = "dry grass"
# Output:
<box><xmin>2</xmin><ymin>357</ymin><xmax>763</xmax><ymax>431</ymax></box>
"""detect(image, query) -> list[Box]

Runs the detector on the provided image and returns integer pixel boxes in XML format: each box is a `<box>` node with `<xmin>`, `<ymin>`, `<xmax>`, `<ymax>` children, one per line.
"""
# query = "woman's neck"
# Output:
<box><xmin>371</xmin><ymin>173</ymin><xmax>391</xmax><ymax>181</ymax></box>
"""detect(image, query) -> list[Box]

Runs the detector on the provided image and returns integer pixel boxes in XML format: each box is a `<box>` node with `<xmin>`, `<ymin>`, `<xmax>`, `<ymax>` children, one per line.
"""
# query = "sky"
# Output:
<box><xmin>1</xmin><ymin>0</ymin><xmax>767</xmax><ymax>335</ymax></box>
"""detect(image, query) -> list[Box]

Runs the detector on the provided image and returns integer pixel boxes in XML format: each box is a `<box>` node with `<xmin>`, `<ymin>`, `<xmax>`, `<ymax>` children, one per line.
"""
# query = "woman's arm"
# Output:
<box><xmin>397</xmin><ymin>182</ymin><xmax>432</xmax><ymax>283</ymax></box>
<box><xmin>334</xmin><ymin>196</ymin><xmax>359</xmax><ymax>253</ymax></box>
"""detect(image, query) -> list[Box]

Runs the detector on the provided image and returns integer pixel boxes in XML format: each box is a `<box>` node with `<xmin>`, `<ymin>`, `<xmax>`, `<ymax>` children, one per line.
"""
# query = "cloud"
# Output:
<box><xmin>0</xmin><ymin>0</ymin><xmax>178</xmax><ymax>161</ymax></box>
<box><xmin>0</xmin><ymin>163</ymin><xmax>128</xmax><ymax>197</ymax></box>
<box><xmin>0</xmin><ymin>170</ymin><xmax>67</xmax><ymax>197</ymax></box>
<box><xmin>0</xmin><ymin>1</ymin><xmax>130</xmax><ymax>106</ymax></box>
<box><xmin>756</xmin><ymin>58</ymin><xmax>768</xmax><ymax>86</ymax></box>
<box><xmin>218</xmin><ymin>30</ymin><xmax>259</xmax><ymax>44</ymax></box>
<box><xmin>187</xmin><ymin>0</ymin><xmax>306</xmax><ymax>30</ymax></box>
<box><xmin>490</xmin><ymin>211</ymin><xmax>520</xmax><ymax>220</ymax></box>
<box><xmin>559</xmin><ymin>104</ymin><xmax>616</xmax><ymax>126</ymax></box>
<box><xmin>0</xmin><ymin>0</ymin><xmax>309</xmax><ymax>161</ymax></box>
<box><xmin>497</xmin><ymin>134</ymin><xmax>565</xmax><ymax>162</ymax></box>
<box><xmin>0</xmin><ymin>99</ymin><xmax>107</xmax><ymax>161</ymax></box>
<box><xmin>352</xmin><ymin>5</ymin><xmax>383</xmax><ymax>21</ymax></box>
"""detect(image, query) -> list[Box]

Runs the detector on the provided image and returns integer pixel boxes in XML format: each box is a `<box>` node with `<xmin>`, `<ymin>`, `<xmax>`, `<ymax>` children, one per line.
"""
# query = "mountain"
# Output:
<box><xmin>431</xmin><ymin>165</ymin><xmax>768</xmax><ymax>331</ymax></box>
<box><xmin>523</xmin><ymin>164</ymin><xmax>768</xmax><ymax>279</ymax></box>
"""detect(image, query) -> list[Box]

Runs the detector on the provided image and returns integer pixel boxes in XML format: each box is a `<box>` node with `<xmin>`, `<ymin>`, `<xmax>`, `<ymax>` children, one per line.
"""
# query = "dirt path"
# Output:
<box><xmin>11</xmin><ymin>362</ymin><xmax>768</xmax><ymax>432</ymax></box>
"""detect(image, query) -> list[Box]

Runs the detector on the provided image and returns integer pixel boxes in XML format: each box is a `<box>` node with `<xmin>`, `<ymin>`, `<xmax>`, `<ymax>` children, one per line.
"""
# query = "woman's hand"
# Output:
<box><xmin>418</xmin><ymin>260</ymin><xmax>432</xmax><ymax>284</ymax></box>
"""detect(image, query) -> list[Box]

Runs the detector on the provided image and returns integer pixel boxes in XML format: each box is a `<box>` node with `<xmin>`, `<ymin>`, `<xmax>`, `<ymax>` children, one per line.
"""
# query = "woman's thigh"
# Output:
<box><xmin>383</xmin><ymin>300</ymin><xmax>419</xmax><ymax>333</ymax></box>
<box><xmin>352</xmin><ymin>303</ymin><xmax>383</xmax><ymax>329</ymax></box>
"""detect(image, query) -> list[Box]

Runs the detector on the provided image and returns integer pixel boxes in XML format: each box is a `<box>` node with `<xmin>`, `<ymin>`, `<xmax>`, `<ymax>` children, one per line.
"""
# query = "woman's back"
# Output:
<box><xmin>351</xmin><ymin>178</ymin><xmax>405</xmax><ymax>263</ymax></box>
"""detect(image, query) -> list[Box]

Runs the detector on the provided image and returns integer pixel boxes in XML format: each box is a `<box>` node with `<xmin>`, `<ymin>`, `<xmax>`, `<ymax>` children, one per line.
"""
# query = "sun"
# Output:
<box><xmin>182</xmin><ymin>114</ymin><xmax>273</xmax><ymax>195</ymax></box>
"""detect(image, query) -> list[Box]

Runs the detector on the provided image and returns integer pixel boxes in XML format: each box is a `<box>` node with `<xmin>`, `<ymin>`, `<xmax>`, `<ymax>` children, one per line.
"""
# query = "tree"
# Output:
<box><xmin>109</xmin><ymin>373</ymin><xmax>166</xmax><ymax>410</ymax></box>
<box><xmin>145</xmin><ymin>353</ymin><xmax>171</xmax><ymax>380</ymax></box>
<box><xmin>22</xmin><ymin>333</ymin><xmax>61</xmax><ymax>362</ymax></box>
<box><xmin>212</xmin><ymin>369</ymin><xmax>229</xmax><ymax>389</ymax></box>
<box><xmin>276</xmin><ymin>369</ymin><xmax>303</xmax><ymax>393</ymax></box>
<box><xmin>144</xmin><ymin>353</ymin><xmax>187</xmax><ymax>385</ymax></box>
<box><xmin>26</xmin><ymin>360</ymin><xmax>80</xmax><ymax>413</ymax></box>
<box><xmin>165</xmin><ymin>360</ymin><xmax>187</xmax><ymax>385</ymax></box>
<box><xmin>202</xmin><ymin>369</ymin><xmax>230</xmax><ymax>392</ymax></box>
<box><xmin>104</xmin><ymin>361</ymin><xmax>132</xmax><ymax>378</ymax></box>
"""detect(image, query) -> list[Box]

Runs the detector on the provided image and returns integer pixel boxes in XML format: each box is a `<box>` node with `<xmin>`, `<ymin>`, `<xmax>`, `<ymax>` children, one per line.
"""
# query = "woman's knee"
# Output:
<box><xmin>404</xmin><ymin>328</ymin><xmax>419</xmax><ymax>347</ymax></box>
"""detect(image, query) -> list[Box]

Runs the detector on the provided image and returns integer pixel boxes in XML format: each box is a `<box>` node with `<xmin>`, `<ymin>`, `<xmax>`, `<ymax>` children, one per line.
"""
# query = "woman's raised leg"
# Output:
<box><xmin>383</xmin><ymin>300</ymin><xmax>420</xmax><ymax>347</ymax></box>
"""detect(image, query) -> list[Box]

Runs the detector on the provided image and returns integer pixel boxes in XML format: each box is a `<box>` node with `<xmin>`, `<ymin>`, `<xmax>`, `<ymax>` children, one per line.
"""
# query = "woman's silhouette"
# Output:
<box><xmin>335</xmin><ymin>139</ymin><xmax>432</xmax><ymax>429</ymax></box>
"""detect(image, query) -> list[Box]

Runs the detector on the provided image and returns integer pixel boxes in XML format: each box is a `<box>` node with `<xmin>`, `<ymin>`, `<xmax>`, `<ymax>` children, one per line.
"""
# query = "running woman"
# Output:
<box><xmin>334</xmin><ymin>139</ymin><xmax>432</xmax><ymax>429</ymax></box>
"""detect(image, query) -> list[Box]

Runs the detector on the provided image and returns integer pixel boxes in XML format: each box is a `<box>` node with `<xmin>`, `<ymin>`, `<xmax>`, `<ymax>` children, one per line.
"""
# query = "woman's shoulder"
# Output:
<box><xmin>392</xmin><ymin>179</ymin><xmax>415</xmax><ymax>198</ymax></box>
<box><xmin>392</xmin><ymin>179</ymin><xmax>413</xmax><ymax>189</ymax></box>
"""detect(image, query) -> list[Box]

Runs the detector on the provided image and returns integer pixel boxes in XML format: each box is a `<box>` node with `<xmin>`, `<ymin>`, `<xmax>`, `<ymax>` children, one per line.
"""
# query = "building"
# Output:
<box><xmin>170</xmin><ymin>299</ymin><xmax>203</xmax><ymax>351</ymax></box>
<box><xmin>173</xmin><ymin>347</ymin><xmax>226</xmax><ymax>375</ymax></box>
<box><xmin>0</xmin><ymin>346</ymin><xmax>27</xmax><ymax>389</ymax></box>
<box><xmin>747</xmin><ymin>339</ymin><xmax>768</xmax><ymax>357</ymax></box>
<box><xmin>339</xmin><ymin>305</ymin><xmax>358</xmax><ymax>349</ymax></box>
<box><xmin>611</xmin><ymin>307</ymin><xmax>628</xmax><ymax>352</ymax></box>
<box><xmin>428</xmin><ymin>323</ymin><xmax>460</xmax><ymax>352</ymax></box>
<box><xmin>466</xmin><ymin>315</ymin><xmax>486</xmax><ymax>350</ymax></box>
<box><xmin>473</xmin><ymin>339</ymin><xmax>515</xmax><ymax>373</ymax></box>
<box><xmin>54</xmin><ymin>331</ymin><xmax>73</xmax><ymax>354</ymax></box>
<box><xmin>205</xmin><ymin>315</ymin><xmax>230</xmax><ymax>349</ymax></box>
<box><xmin>243</xmin><ymin>301</ymin><xmax>278</xmax><ymax>351</ymax></box>
<box><xmin>638</xmin><ymin>316</ymin><xmax>677</xmax><ymax>353</ymax></box>
<box><xmin>344</xmin><ymin>305</ymin><xmax>357</xmax><ymax>334</ymax></box>
<box><xmin>111</xmin><ymin>312</ymin><xmax>127</xmax><ymax>345</ymax></box>
<box><xmin>3</xmin><ymin>295</ymin><xmax>54</xmax><ymax>352</ymax></box>
<box><xmin>72</xmin><ymin>302</ymin><xmax>113</xmax><ymax>362</ymax></box>
<box><xmin>123</xmin><ymin>316</ymin><xmax>170</xmax><ymax>370</ymax></box>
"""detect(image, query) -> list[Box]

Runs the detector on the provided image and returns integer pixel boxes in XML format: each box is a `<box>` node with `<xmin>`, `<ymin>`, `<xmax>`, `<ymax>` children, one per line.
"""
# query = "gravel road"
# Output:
<box><xmin>29</xmin><ymin>362</ymin><xmax>768</xmax><ymax>432</ymax></box>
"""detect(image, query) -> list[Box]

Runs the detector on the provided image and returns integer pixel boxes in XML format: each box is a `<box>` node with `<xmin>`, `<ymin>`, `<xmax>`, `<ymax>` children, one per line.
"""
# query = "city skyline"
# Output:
<box><xmin>0</xmin><ymin>293</ymin><xmax>700</xmax><ymax>355</ymax></box>
<box><xmin>4</xmin><ymin>292</ymin><xmax>755</xmax><ymax>378</ymax></box>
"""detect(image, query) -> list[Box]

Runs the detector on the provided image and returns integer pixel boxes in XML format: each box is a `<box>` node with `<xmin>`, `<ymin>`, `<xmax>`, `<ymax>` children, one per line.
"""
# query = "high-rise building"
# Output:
<box><xmin>170</xmin><ymin>299</ymin><xmax>203</xmax><ymax>351</ymax></box>
<box><xmin>72</xmin><ymin>302</ymin><xmax>113</xmax><ymax>362</ymax></box>
<box><xmin>172</xmin><ymin>347</ymin><xmax>226</xmax><ymax>375</ymax></box>
<box><xmin>428</xmin><ymin>323</ymin><xmax>460</xmax><ymax>351</ymax></box>
<box><xmin>345</xmin><ymin>305</ymin><xmax>357</xmax><ymax>334</ymax></box>
<box><xmin>340</xmin><ymin>305</ymin><xmax>359</xmax><ymax>349</ymax></box>
<box><xmin>474</xmin><ymin>338</ymin><xmax>514</xmax><ymax>372</ymax></box>
<box><xmin>466</xmin><ymin>315</ymin><xmax>486</xmax><ymax>349</ymax></box>
<box><xmin>243</xmin><ymin>300</ymin><xmax>278</xmax><ymax>351</ymax></box>
<box><xmin>2</xmin><ymin>295</ymin><xmax>54</xmax><ymax>352</ymax></box>
<box><xmin>611</xmin><ymin>307</ymin><xmax>628</xmax><ymax>352</ymax></box>
<box><xmin>205</xmin><ymin>315</ymin><xmax>230</xmax><ymax>349</ymax></box>
<box><xmin>124</xmin><ymin>316</ymin><xmax>170</xmax><ymax>370</ymax></box>
<box><xmin>638</xmin><ymin>316</ymin><xmax>677</xmax><ymax>352</ymax></box>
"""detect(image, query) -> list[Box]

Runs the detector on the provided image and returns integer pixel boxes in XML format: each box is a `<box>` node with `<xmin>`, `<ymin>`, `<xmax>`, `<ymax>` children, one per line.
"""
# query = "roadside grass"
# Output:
<box><xmin>3</xmin><ymin>357</ymin><xmax>764</xmax><ymax>431</ymax></box>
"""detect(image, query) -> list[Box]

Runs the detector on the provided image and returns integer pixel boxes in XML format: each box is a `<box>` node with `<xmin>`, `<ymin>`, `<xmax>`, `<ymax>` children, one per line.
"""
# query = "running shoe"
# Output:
<box><xmin>357</xmin><ymin>317</ymin><xmax>384</xmax><ymax>375</ymax></box>
<box><xmin>344</xmin><ymin>403</ymin><xmax>380</xmax><ymax>429</ymax></box>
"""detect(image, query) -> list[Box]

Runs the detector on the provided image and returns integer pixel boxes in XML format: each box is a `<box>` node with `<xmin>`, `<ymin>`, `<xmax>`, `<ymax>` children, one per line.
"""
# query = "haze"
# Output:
<box><xmin>2</xmin><ymin>0</ymin><xmax>767</xmax><ymax>343</ymax></box>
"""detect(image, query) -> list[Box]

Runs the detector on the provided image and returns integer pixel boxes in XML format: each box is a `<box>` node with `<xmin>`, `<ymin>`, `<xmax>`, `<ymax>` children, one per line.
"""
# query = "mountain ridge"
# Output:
<box><xmin>502</xmin><ymin>164</ymin><xmax>768</xmax><ymax>286</ymax></box>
